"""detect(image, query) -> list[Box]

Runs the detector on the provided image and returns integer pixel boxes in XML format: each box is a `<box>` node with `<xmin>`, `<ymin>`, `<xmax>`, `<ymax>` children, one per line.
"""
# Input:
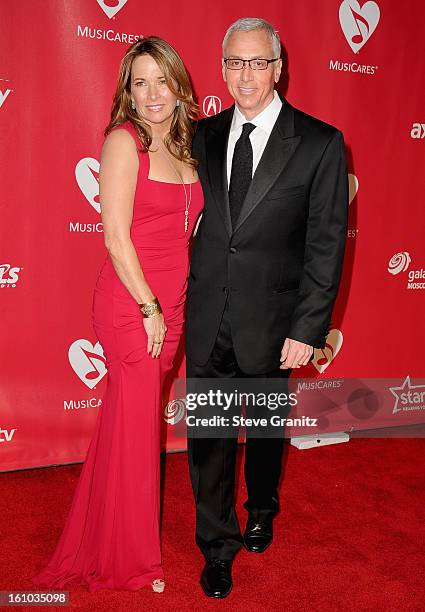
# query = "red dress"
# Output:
<box><xmin>32</xmin><ymin>122</ymin><xmax>203</xmax><ymax>591</ymax></box>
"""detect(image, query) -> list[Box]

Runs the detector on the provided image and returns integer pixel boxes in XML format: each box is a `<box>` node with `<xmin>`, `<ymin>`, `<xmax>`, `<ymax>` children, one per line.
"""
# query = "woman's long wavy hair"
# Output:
<box><xmin>105</xmin><ymin>36</ymin><xmax>199</xmax><ymax>168</ymax></box>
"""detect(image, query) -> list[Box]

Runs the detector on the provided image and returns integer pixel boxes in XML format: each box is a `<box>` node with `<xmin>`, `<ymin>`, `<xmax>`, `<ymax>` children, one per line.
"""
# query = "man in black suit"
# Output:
<box><xmin>186</xmin><ymin>17</ymin><xmax>348</xmax><ymax>598</ymax></box>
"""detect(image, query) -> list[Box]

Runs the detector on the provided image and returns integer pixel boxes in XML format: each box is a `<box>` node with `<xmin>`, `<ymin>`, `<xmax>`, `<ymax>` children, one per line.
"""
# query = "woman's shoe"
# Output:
<box><xmin>151</xmin><ymin>578</ymin><xmax>165</xmax><ymax>593</ymax></box>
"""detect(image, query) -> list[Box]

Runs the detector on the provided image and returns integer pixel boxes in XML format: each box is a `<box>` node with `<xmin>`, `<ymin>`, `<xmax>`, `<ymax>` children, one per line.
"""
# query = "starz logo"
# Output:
<box><xmin>389</xmin><ymin>377</ymin><xmax>425</xmax><ymax>414</ymax></box>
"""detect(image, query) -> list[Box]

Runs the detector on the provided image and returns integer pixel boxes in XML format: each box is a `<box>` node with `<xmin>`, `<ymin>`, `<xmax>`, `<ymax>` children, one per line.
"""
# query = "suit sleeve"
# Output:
<box><xmin>288</xmin><ymin>130</ymin><xmax>348</xmax><ymax>348</ymax></box>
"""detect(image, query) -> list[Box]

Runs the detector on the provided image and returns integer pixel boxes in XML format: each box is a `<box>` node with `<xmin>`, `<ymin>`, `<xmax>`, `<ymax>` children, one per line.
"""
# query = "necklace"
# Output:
<box><xmin>157</xmin><ymin>146</ymin><xmax>192</xmax><ymax>233</ymax></box>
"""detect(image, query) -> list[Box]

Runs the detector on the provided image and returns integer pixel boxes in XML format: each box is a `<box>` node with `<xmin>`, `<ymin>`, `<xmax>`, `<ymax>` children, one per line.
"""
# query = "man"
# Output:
<box><xmin>186</xmin><ymin>17</ymin><xmax>348</xmax><ymax>598</ymax></box>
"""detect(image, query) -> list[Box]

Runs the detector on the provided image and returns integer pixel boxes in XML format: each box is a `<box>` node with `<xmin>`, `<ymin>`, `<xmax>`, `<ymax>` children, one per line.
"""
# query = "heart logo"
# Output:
<box><xmin>96</xmin><ymin>0</ymin><xmax>128</xmax><ymax>19</ymax></box>
<box><xmin>75</xmin><ymin>157</ymin><xmax>100</xmax><ymax>213</ymax></box>
<box><xmin>348</xmin><ymin>173</ymin><xmax>359</xmax><ymax>205</ymax></box>
<box><xmin>68</xmin><ymin>339</ymin><xmax>107</xmax><ymax>389</ymax></box>
<box><xmin>339</xmin><ymin>1</ymin><xmax>380</xmax><ymax>53</ymax></box>
<box><xmin>311</xmin><ymin>329</ymin><xmax>344</xmax><ymax>374</ymax></box>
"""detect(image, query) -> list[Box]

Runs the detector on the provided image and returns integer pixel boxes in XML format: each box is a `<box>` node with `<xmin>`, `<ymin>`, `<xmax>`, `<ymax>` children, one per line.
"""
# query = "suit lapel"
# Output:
<box><xmin>233</xmin><ymin>100</ymin><xmax>301</xmax><ymax>234</ymax></box>
<box><xmin>205</xmin><ymin>107</ymin><xmax>234</xmax><ymax>237</ymax></box>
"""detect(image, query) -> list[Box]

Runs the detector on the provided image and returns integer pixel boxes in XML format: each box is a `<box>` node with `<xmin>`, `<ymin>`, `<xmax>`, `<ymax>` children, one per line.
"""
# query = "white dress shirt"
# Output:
<box><xmin>226</xmin><ymin>90</ymin><xmax>283</xmax><ymax>186</ymax></box>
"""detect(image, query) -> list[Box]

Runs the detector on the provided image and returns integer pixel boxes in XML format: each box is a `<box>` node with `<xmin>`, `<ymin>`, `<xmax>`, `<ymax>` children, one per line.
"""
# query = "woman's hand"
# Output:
<box><xmin>143</xmin><ymin>313</ymin><xmax>167</xmax><ymax>358</ymax></box>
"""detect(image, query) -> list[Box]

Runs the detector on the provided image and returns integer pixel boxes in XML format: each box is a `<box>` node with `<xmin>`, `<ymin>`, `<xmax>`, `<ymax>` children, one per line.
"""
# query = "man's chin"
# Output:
<box><xmin>234</xmin><ymin>96</ymin><xmax>260</xmax><ymax>110</ymax></box>
<box><xmin>234</xmin><ymin>101</ymin><xmax>264</xmax><ymax>119</ymax></box>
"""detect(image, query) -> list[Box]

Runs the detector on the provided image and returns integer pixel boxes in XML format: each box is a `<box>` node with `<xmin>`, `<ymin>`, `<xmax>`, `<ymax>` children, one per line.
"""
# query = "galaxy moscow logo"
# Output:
<box><xmin>71</xmin><ymin>157</ymin><xmax>103</xmax><ymax>234</ymax></box>
<box><xmin>387</xmin><ymin>252</ymin><xmax>425</xmax><ymax>290</ymax></box>
<box><xmin>0</xmin><ymin>264</ymin><xmax>21</xmax><ymax>288</ymax></box>
<box><xmin>411</xmin><ymin>123</ymin><xmax>425</xmax><ymax>139</ymax></box>
<box><xmin>329</xmin><ymin>1</ymin><xmax>380</xmax><ymax>76</ymax></box>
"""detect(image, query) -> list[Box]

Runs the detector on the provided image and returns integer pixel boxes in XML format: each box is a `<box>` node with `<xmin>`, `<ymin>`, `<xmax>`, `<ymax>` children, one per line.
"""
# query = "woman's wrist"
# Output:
<box><xmin>139</xmin><ymin>296</ymin><xmax>162</xmax><ymax>318</ymax></box>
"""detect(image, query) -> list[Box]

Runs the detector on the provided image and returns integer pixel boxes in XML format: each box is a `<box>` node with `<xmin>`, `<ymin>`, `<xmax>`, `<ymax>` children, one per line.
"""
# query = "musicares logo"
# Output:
<box><xmin>311</xmin><ymin>329</ymin><xmax>343</xmax><ymax>374</ymax></box>
<box><xmin>339</xmin><ymin>1</ymin><xmax>380</xmax><ymax>53</ymax></box>
<box><xmin>387</xmin><ymin>252</ymin><xmax>425</xmax><ymax>290</ymax></box>
<box><xmin>347</xmin><ymin>174</ymin><xmax>359</xmax><ymax>239</ymax></box>
<box><xmin>75</xmin><ymin>157</ymin><xmax>100</xmax><ymax>212</ymax></box>
<box><xmin>68</xmin><ymin>339</ymin><xmax>107</xmax><ymax>389</ymax></box>
<box><xmin>203</xmin><ymin>96</ymin><xmax>222</xmax><ymax>117</ymax></box>
<box><xmin>96</xmin><ymin>0</ymin><xmax>128</xmax><ymax>19</ymax></box>
<box><xmin>348</xmin><ymin>174</ymin><xmax>359</xmax><ymax>205</ymax></box>
<box><xmin>72</xmin><ymin>158</ymin><xmax>104</xmax><ymax>233</ymax></box>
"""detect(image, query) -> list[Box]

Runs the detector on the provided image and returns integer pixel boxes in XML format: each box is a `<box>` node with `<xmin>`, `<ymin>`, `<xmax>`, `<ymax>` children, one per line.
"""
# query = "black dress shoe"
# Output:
<box><xmin>200</xmin><ymin>559</ymin><xmax>232</xmax><ymax>598</ymax></box>
<box><xmin>243</xmin><ymin>514</ymin><xmax>273</xmax><ymax>553</ymax></box>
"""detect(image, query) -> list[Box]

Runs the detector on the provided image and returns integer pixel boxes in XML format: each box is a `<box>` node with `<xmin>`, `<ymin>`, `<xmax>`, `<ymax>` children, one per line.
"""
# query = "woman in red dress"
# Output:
<box><xmin>32</xmin><ymin>37</ymin><xmax>203</xmax><ymax>593</ymax></box>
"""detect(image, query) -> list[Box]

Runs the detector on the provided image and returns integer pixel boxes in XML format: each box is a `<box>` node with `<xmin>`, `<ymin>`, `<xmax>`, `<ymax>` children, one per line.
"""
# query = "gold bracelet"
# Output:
<box><xmin>139</xmin><ymin>297</ymin><xmax>162</xmax><ymax>318</ymax></box>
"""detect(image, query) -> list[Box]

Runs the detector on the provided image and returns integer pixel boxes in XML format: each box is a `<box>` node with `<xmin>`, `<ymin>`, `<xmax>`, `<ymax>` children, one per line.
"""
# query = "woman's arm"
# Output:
<box><xmin>99</xmin><ymin>129</ymin><xmax>166</xmax><ymax>357</ymax></box>
<box><xmin>99</xmin><ymin>128</ymin><xmax>154</xmax><ymax>304</ymax></box>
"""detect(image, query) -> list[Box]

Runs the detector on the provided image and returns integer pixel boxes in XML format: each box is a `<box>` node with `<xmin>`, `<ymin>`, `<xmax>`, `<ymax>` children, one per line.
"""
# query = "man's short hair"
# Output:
<box><xmin>222</xmin><ymin>17</ymin><xmax>281</xmax><ymax>58</ymax></box>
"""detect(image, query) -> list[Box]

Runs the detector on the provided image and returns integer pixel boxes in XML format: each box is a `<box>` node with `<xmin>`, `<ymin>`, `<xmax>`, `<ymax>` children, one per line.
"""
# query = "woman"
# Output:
<box><xmin>32</xmin><ymin>37</ymin><xmax>203</xmax><ymax>593</ymax></box>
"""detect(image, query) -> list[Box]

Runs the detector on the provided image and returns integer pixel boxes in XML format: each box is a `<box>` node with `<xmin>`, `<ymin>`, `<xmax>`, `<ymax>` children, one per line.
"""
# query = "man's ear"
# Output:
<box><xmin>274</xmin><ymin>59</ymin><xmax>283</xmax><ymax>83</ymax></box>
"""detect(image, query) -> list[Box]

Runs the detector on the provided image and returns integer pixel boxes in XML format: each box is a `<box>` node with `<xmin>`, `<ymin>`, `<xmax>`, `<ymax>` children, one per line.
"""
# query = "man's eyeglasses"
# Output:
<box><xmin>223</xmin><ymin>58</ymin><xmax>279</xmax><ymax>70</ymax></box>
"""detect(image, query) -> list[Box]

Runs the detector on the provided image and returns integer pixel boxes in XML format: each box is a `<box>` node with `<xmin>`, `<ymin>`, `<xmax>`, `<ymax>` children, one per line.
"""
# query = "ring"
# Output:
<box><xmin>153</xmin><ymin>341</ymin><xmax>162</xmax><ymax>344</ymax></box>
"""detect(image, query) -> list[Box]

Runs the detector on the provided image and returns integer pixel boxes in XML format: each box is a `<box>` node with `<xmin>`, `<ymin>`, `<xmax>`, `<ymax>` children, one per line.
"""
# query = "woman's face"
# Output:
<box><xmin>130</xmin><ymin>54</ymin><xmax>178</xmax><ymax>127</ymax></box>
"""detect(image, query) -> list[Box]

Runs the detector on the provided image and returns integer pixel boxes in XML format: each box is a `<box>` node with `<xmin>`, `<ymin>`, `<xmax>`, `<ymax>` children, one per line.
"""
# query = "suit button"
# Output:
<box><xmin>229</xmin><ymin>247</ymin><xmax>237</xmax><ymax>253</ymax></box>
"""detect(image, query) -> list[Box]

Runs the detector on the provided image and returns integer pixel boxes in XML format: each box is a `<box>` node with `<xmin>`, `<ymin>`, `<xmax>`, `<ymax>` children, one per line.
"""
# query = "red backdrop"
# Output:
<box><xmin>1</xmin><ymin>0</ymin><xmax>424</xmax><ymax>471</ymax></box>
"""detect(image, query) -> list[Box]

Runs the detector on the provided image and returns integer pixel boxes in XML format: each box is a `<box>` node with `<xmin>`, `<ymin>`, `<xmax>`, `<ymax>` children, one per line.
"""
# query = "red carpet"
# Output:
<box><xmin>1</xmin><ymin>439</ymin><xmax>424</xmax><ymax>611</ymax></box>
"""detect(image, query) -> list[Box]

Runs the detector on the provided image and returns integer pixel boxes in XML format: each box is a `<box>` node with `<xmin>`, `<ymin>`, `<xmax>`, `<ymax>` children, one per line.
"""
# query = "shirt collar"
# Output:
<box><xmin>231</xmin><ymin>90</ymin><xmax>283</xmax><ymax>135</ymax></box>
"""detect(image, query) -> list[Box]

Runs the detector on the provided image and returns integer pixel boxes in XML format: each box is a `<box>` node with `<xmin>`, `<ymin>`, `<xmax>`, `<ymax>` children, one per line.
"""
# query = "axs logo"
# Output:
<box><xmin>0</xmin><ymin>264</ymin><xmax>21</xmax><ymax>288</ymax></box>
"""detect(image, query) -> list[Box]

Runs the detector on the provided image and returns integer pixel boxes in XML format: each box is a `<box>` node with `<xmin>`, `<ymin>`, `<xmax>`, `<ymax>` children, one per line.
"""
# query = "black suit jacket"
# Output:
<box><xmin>186</xmin><ymin>96</ymin><xmax>348</xmax><ymax>374</ymax></box>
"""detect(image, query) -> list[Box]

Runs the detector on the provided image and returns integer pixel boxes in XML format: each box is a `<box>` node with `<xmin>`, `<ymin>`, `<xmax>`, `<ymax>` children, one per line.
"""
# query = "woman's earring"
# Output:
<box><xmin>176</xmin><ymin>99</ymin><xmax>181</xmax><ymax>107</ymax></box>
<box><xmin>131</xmin><ymin>99</ymin><xmax>136</xmax><ymax>110</ymax></box>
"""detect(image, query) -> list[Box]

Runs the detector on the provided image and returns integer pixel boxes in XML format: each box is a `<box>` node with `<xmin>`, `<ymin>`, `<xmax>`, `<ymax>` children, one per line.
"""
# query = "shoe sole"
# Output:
<box><xmin>243</xmin><ymin>539</ymin><xmax>273</xmax><ymax>553</ymax></box>
<box><xmin>202</xmin><ymin>584</ymin><xmax>233</xmax><ymax>599</ymax></box>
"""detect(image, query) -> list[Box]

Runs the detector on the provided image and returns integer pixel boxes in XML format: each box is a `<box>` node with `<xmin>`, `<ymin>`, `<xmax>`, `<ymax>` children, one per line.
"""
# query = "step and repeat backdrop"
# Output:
<box><xmin>1</xmin><ymin>0</ymin><xmax>424</xmax><ymax>471</ymax></box>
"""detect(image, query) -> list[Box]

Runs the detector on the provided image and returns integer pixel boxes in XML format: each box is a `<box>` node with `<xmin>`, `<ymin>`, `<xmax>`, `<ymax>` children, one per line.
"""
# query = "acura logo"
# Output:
<box><xmin>203</xmin><ymin>96</ymin><xmax>222</xmax><ymax>117</ymax></box>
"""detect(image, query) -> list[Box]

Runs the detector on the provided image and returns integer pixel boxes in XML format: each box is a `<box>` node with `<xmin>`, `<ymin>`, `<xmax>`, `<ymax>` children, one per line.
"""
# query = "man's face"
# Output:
<box><xmin>222</xmin><ymin>29</ymin><xmax>282</xmax><ymax>120</ymax></box>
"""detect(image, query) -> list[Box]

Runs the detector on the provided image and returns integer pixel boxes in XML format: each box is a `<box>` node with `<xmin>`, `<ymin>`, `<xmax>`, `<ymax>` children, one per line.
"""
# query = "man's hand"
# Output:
<box><xmin>280</xmin><ymin>338</ymin><xmax>313</xmax><ymax>369</ymax></box>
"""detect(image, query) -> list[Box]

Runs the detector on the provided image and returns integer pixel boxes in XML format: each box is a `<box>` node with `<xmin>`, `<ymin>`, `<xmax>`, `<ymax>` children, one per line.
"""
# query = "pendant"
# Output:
<box><xmin>184</xmin><ymin>209</ymin><xmax>189</xmax><ymax>233</ymax></box>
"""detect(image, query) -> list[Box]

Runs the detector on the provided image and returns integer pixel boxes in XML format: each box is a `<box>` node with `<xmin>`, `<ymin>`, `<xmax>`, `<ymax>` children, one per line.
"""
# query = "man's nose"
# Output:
<box><xmin>240</xmin><ymin>64</ymin><xmax>253</xmax><ymax>82</ymax></box>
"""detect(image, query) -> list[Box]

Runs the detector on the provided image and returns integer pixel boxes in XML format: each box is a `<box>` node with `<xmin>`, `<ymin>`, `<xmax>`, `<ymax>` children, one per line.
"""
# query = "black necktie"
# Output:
<box><xmin>229</xmin><ymin>122</ymin><xmax>256</xmax><ymax>228</ymax></box>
